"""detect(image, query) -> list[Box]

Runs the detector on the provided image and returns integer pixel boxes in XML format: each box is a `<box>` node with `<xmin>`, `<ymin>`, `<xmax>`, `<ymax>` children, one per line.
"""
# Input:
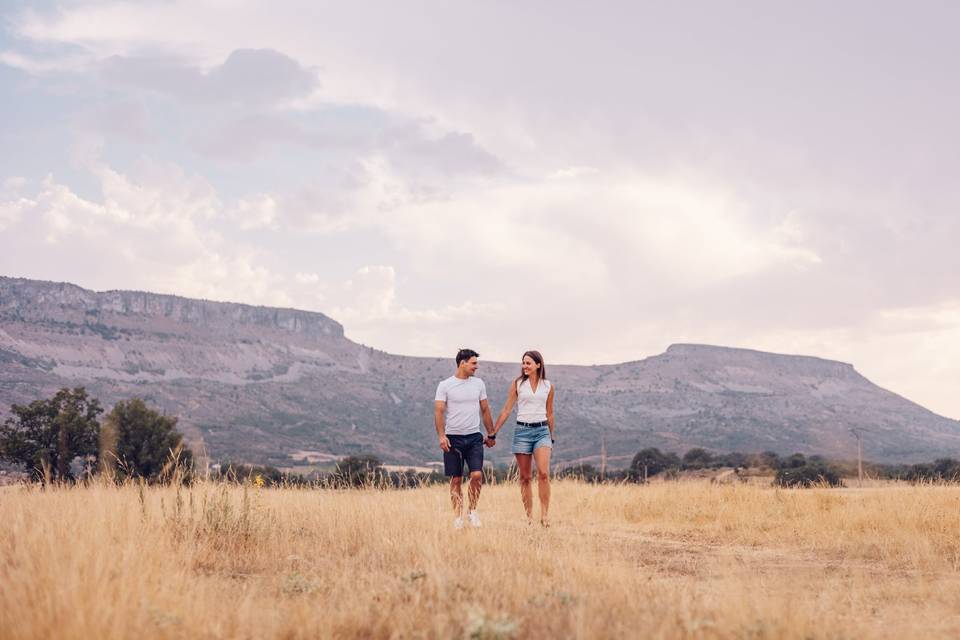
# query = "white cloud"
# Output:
<box><xmin>549</xmin><ymin>166</ymin><xmax>600</xmax><ymax>180</ymax></box>
<box><xmin>0</xmin><ymin>49</ymin><xmax>93</xmax><ymax>74</ymax></box>
<box><xmin>331</xmin><ymin>265</ymin><xmax>504</xmax><ymax>326</ymax></box>
<box><xmin>335</xmin><ymin>265</ymin><xmax>397</xmax><ymax>320</ymax></box>
<box><xmin>0</xmin><ymin>178</ymin><xmax>28</xmax><ymax>231</ymax></box>
<box><xmin>0</xmin><ymin>200</ymin><xmax>23</xmax><ymax>232</ymax></box>
<box><xmin>294</xmin><ymin>272</ymin><xmax>320</xmax><ymax>285</ymax></box>
<box><xmin>0</xmin><ymin>165</ymin><xmax>248</xmax><ymax>298</ymax></box>
<box><xmin>359</xmin><ymin>166</ymin><xmax>821</xmax><ymax>295</ymax></box>
<box><xmin>229</xmin><ymin>194</ymin><xmax>278</xmax><ymax>231</ymax></box>
<box><xmin>99</xmin><ymin>49</ymin><xmax>319</xmax><ymax>106</ymax></box>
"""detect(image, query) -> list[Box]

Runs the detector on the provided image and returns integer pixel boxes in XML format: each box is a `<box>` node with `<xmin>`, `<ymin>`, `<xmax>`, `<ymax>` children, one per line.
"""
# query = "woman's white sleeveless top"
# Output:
<box><xmin>516</xmin><ymin>378</ymin><xmax>551</xmax><ymax>423</ymax></box>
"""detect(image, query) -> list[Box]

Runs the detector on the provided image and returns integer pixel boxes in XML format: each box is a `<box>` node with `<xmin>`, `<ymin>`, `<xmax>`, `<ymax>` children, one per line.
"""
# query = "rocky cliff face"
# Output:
<box><xmin>1</xmin><ymin>276</ymin><xmax>958</xmax><ymax>466</ymax></box>
<box><xmin>0</xmin><ymin>278</ymin><xmax>343</xmax><ymax>338</ymax></box>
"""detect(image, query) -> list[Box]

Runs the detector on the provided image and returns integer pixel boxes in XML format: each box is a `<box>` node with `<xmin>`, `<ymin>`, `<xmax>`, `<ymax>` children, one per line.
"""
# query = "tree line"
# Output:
<box><xmin>560</xmin><ymin>447</ymin><xmax>960</xmax><ymax>488</ymax></box>
<box><xmin>0</xmin><ymin>389</ymin><xmax>449</xmax><ymax>488</ymax></box>
<box><xmin>5</xmin><ymin>388</ymin><xmax>959</xmax><ymax>489</ymax></box>
<box><xmin>0</xmin><ymin>387</ymin><xmax>190</xmax><ymax>484</ymax></box>
<box><xmin>555</xmin><ymin>447</ymin><xmax>842</xmax><ymax>487</ymax></box>
<box><xmin>205</xmin><ymin>449</ymin><xmax>960</xmax><ymax>490</ymax></box>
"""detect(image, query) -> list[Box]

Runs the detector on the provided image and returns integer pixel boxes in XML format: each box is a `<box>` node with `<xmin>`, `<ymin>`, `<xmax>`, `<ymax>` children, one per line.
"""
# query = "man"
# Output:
<box><xmin>435</xmin><ymin>348</ymin><xmax>496</xmax><ymax>529</ymax></box>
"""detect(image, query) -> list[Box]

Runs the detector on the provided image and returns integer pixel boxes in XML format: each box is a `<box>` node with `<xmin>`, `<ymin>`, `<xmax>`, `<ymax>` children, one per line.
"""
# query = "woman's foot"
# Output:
<box><xmin>540</xmin><ymin>516</ymin><xmax>550</xmax><ymax>528</ymax></box>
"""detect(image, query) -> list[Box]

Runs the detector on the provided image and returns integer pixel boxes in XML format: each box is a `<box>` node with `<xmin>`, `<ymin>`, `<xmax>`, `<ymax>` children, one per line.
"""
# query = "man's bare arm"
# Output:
<box><xmin>480</xmin><ymin>399</ymin><xmax>495</xmax><ymax>435</ymax></box>
<box><xmin>435</xmin><ymin>400</ymin><xmax>450</xmax><ymax>451</ymax></box>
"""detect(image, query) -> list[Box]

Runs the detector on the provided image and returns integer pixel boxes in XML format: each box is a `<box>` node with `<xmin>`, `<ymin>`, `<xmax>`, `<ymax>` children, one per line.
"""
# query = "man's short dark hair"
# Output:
<box><xmin>456</xmin><ymin>348</ymin><xmax>479</xmax><ymax>366</ymax></box>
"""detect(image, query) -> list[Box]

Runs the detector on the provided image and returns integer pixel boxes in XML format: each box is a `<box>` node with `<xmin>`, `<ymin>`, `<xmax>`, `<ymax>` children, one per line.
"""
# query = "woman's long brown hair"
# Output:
<box><xmin>515</xmin><ymin>350</ymin><xmax>547</xmax><ymax>386</ymax></box>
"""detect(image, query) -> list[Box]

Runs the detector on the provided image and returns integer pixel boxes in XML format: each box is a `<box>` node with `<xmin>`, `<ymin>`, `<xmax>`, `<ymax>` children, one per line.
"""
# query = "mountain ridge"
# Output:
<box><xmin>1</xmin><ymin>275</ymin><xmax>958</xmax><ymax>466</ymax></box>
<box><xmin>0</xmin><ymin>276</ymin><xmax>344</xmax><ymax>338</ymax></box>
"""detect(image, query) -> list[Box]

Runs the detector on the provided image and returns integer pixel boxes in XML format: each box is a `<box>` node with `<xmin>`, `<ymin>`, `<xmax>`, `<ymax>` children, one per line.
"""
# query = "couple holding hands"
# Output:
<box><xmin>434</xmin><ymin>348</ymin><xmax>555</xmax><ymax>529</ymax></box>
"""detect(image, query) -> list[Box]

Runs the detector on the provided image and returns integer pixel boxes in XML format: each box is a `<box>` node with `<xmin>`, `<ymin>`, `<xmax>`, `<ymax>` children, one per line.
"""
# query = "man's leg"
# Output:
<box><xmin>463</xmin><ymin>434</ymin><xmax>485</xmax><ymax>527</ymax></box>
<box><xmin>467</xmin><ymin>470</ymin><xmax>483</xmax><ymax>511</ymax></box>
<box><xmin>450</xmin><ymin>476</ymin><xmax>464</xmax><ymax>517</ymax></box>
<box><xmin>444</xmin><ymin>438</ymin><xmax>465</xmax><ymax>520</ymax></box>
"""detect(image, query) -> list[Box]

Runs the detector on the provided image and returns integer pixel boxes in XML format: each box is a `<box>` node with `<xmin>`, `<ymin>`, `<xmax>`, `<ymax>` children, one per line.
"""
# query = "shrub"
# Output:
<box><xmin>781</xmin><ymin>453</ymin><xmax>808</xmax><ymax>469</ymax></box>
<box><xmin>558</xmin><ymin>463</ymin><xmax>601</xmax><ymax>482</ymax></box>
<box><xmin>774</xmin><ymin>463</ymin><xmax>843</xmax><ymax>488</ymax></box>
<box><xmin>629</xmin><ymin>448</ymin><xmax>680</xmax><ymax>480</ymax></box>
<box><xmin>681</xmin><ymin>447</ymin><xmax>714</xmax><ymax>470</ymax></box>
<box><xmin>214</xmin><ymin>463</ymin><xmax>286</xmax><ymax>486</ymax></box>
<box><xmin>906</xmin><ymin>458</ymin><xmax>960</xmax><ymax>483</ymax></box>
<box><xmin>332</xmin><ymin>455</ymin><xmax>384</xmax><ymax>487</ymax></box>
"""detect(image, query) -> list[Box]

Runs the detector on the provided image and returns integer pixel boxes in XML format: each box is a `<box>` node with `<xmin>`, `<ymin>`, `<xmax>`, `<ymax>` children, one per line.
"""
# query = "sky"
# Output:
<box><xmin>0</xmin><ymin>1</ymin><xmax>958</xmax><ymax>419</ymax></box>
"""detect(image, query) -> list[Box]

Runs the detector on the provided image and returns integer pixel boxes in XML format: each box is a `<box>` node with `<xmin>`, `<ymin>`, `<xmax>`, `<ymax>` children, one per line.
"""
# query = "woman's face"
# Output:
<box><xmin>521</xmin><ymin>355</ymin><xmax>540</xmax><ymax>376</ymax></box>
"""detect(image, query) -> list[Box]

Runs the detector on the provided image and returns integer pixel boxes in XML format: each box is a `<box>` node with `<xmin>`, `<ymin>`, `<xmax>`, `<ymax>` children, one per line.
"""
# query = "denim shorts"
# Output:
<box><xmin>443</xmin><ymin>432</ymin><xmax>485</xmax><ymax>476</ymax></box>
<box><xmin>511</xmin><ymin>425</ymin><xmax>552</xmax><ymax>455</ymax></box>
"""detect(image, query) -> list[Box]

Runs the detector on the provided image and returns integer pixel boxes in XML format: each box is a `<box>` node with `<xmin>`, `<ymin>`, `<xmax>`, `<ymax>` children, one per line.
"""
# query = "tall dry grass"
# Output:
<box><xmin>3</xmin><ymin>479</ymin><xmax>960</xmax><ymax>639</ymax></box>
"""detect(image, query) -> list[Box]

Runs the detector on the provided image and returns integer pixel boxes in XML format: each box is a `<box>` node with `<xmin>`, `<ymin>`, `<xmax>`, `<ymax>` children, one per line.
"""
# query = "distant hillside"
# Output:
<box><xmin>2</xmin><ymin>276</ymin><xmax>959</xmax><ymax>466</ymax></box>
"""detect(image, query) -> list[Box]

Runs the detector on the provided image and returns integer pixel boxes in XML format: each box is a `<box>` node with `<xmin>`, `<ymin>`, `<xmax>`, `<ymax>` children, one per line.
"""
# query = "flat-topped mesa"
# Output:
<box><xmin>0</xmin><ymin>277</ymin><xmax>344</xmax><ymax>338</ymax></box>
<box><xmin>663</xmin><ymin>343</ymin><xmax>858</xmax><ymax>378</ymax></box>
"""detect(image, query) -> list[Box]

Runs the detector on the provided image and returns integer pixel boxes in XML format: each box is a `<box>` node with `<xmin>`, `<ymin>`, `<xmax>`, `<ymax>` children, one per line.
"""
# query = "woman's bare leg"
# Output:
<box><xmin>533</xmin><ymin>445</ymin><xmax>552</xmax><ymax>526</ymax></box>
<box><xmin>515</xmin><ymin>453</ymin><xmax>534</xmax><ymax>521</ymax></box>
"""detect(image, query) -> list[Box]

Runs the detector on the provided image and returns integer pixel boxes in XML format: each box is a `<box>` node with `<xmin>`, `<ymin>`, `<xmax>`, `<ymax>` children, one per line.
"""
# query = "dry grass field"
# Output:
<box><xmin>3</xmin><ymin>479</ymin><xmax>960</xmax><ymax>639</ymax></box>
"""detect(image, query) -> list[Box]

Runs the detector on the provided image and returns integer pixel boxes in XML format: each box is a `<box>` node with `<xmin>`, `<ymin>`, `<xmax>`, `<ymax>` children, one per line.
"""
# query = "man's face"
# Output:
<box><xmin>460</xmin><ymin>356</ymin><xmax>479</xmax><ymax>377</ymax></box>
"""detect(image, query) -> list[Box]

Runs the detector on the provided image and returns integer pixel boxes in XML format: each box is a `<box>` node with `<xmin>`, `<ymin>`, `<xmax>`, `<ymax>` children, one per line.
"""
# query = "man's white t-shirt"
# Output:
<box><xmin>435</xmin><ymin>376</ymin><xmax>487</xmax><ymax>435</ymax></box>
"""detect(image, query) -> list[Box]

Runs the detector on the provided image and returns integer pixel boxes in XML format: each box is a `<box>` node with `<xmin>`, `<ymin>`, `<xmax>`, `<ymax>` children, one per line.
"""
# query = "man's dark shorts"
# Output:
<box><xmin>443</xmin><ymin>432</ymin><xmax>485</xmax><ymax>477</ymax></box>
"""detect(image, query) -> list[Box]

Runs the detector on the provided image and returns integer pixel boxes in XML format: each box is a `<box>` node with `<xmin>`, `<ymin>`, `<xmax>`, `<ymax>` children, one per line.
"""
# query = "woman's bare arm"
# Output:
<box><xmin>493</xmin><ymin>382</ymin><xmax>519</xmax><ymax>435</ymax></box>
<box><xmin>546</xmin><ymin>385</ymin><xmax>556</xmax><ymax>440</ymax></box>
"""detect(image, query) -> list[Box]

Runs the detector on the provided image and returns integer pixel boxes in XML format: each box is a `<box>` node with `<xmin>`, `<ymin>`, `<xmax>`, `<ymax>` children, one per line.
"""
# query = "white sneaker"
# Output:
<box><xmin>453</xmin><ymin>517</ymin><xmax>464</xmax><ymax>530</ymax></box>
<box><xmin>467</xmin><ymin>511</ymin><xmax>482</xmax><ymax>528</ymax></box>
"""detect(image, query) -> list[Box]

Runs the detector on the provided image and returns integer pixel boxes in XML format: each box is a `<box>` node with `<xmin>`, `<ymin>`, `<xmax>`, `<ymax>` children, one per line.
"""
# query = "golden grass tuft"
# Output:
<box><xmin>3</xmin><ymin>479</ymin><xmax>960</xmax><ymax>639</ymax></box>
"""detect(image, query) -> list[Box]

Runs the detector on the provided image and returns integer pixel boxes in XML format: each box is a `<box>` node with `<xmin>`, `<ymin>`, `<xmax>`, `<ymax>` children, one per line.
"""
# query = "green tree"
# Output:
<box><xmin>716</xmin><ymin>451</ymin><xmax>749</xmax><ymax>468</ymax></box>
<box><xmin>101</xmin><ymin>398</ymin><xmax>192</xmax><ymax>482</ymax></box>
<box><xmin>781</xmin><ymin>453</ymin><xmax>807</xmax><ymax>469</ymax></box>
<box><xmin>753</xmin><ymin>451</ymin><xmax>781</xmax><ymax>469</ymax></box>
<box><xmin>932</xmin><ymin>458</ymin><xmax>960</xmax><ymax>481</ymax></box>
<box><xmin>629</xmin><ymin>448</ymin><xmax>680</xmax><ymax>480</ymax></box>
<box><xmin>0</xmin><ymin>387</ymin><xmax>103</xmax><ymax>482</ymax></box>
<box><xmin>333</xmin><ymin>455</ymin><xmax>384</xmax><ymax>486</ymax></box>
<box><xmin>906</xmin><ymin>463</ymin><xmax>934</xmax><ymax>482</ymax></box>
<box><xmin>559</xmin><ymin>463</ymin><xmax>601</xmax><ymax>482</ymax></box>
<box><xmin>681</xmin><ymin>447</ymin><xmax>714</xmax><ymax>469</ymax></box>
<box><xmin>906</xmin><ymin>458</ymin><xmax>960</xmax><ymax>483</ymax></box>
<box><xmin>774</xmin><ymin>463</ymin><xmax>842</xmax><ymax>488</ymax></box>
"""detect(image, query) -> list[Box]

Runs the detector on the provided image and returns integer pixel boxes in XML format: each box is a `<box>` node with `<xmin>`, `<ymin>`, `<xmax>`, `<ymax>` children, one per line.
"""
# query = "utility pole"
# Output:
<box><xmin>600</xmin><ymin>434</ymin><xmax>607</xmax><ymax>482</ymax></box>
<box><xmin>849</xmin><ymin>428</ymin><xmax>865</xmax><ymax>488</ymax></box>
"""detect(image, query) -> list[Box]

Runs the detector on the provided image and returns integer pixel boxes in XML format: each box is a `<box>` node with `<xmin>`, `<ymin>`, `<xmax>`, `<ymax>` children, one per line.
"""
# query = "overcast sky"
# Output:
<box><xmin>1</xmin><ymin>1</ymin><xmax>958</xmax><ymax>419</ymax></box>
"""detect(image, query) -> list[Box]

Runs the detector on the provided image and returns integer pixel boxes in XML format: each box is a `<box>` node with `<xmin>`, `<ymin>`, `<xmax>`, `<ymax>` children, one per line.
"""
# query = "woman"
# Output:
<box><xmin>492</xmin><ymin>350</ymin><xmax>555</xmax><ymax>526</ymax></box>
